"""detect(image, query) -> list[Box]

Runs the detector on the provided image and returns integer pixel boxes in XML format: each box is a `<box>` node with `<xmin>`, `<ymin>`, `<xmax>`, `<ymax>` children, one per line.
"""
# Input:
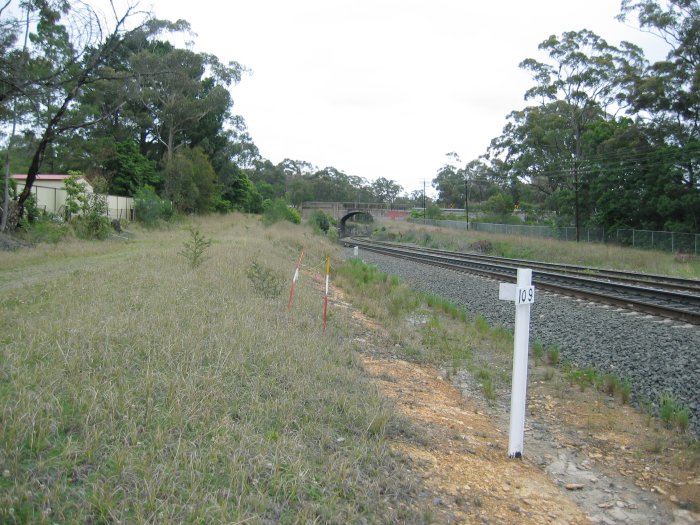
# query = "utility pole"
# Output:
<box><xmin>423</xmin><ymin>179</ymin><xmax>426</xmax><ymax>224</ymax></box>
<box><xmin>464</xmin><ymin>175</ymin><xmax>469</xmax><ymax>230</ymax></box>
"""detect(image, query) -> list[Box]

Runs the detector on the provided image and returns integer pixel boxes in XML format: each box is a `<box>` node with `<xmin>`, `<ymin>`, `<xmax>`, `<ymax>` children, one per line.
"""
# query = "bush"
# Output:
<box><xmin>134</xmin><ymin>186</ymin><xmax>174</xmax><ymax>227</ymax></box>
<box><xmin>63</xmin><ymin>172</ymin><xmax>89</xmax><ymax>220</ymax></box>
<box><xmin>309</xmin><ymin>210</ymin><xmax>332</xmax><ymax>233</ymax></box>
<box><xmin>179</xmin><ymin>226</ymin><xmax>212</xmax><ymax>269</ymax></box>
<box><xmin>246</xmin><ymin>259</ymin><xmax>283</xmax><ymax>298</ymax></box>
<box><xmin>18</xmin><ymin>213</ymin><xmax>70</xmax><ymax>243</ymax></box>
<box><xmin>262</xmin><ymin>198</ymin><xmax>301</xmax><ymax>225</ymax></box>
<box><xmin>72</xmin><ymin>193</ymin><xmax>111</xmax><ymax>240</ymax></box>
<box><xmin>426</xmin><ymin>205</ymin><xmax>443</xmax><ymax>219</ymax></box>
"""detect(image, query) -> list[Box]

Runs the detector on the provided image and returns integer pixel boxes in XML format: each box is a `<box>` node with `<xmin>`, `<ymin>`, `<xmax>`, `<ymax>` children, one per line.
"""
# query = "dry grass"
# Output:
<box><xmin>372</xmin><ymin>220</ymin><xmax>700</xmax><ymax>278</ymax></box>
<box><xmin>0</xmin><ymin>215</ymin><xmax>421</xmax><ymax>523</ymax></box>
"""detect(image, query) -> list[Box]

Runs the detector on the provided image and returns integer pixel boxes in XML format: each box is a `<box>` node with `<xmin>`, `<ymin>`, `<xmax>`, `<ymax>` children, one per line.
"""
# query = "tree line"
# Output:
<box><xmin>434</xmin><ymin>0</ymin><xmax>698</xmax><ymax>236</ymax></box>
<box><xmin>1</xmin><ymin>0</ymin><xmax>698</xmax><ymax>235</ymax></box>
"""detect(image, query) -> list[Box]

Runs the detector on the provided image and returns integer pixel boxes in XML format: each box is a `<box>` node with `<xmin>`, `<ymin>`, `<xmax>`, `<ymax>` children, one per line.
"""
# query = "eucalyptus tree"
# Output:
<box><xmin>370</xmin><ymin>177</ymin><xmax>403</xmax><ymax>205</ymax></box>
<box><xmin>512</xmin><ymin>29</ymin><xmax>646</xmax><ymax>238</ymax></box>
<box><xmin>131</xmin><ymin>45</ymin><xmax>244</xmax><ymax>163</ymax></box>
<box><xmin>432</xmin><ymin>152</ymin><xmax>463</xmax><ymax>207</ymax></box>
<box><xmin>346</xmin><ymin>175</ymin><xmax>373</xmax><ymax>204</ymax></box>
<box><xmin>162</xmin><ymin>146</ymin><xmax>218</xmax><ymax>213</ymax></box>
<box><xmin>464</xmin><ymin>159</ymin><xmax>502</xmax><ymax>205</ymax></box>
<box><xmin>618</xmin><ymin>0</ymin><xmax>700</xmax><ymax>230</ymax></box>
<box><xmin>308</xmin><ymin>166</ymin><xmax>357</xmax><ymax>202</ymax></box>
<box><xmin>248</xmin><ymin>159</ymin><xmax>286</xmax><ymax>201</ymax></box>
<box><xmin>2</xmin><ymin>0</ymin><xmax>156</xmax><ymax>226</ymax></box>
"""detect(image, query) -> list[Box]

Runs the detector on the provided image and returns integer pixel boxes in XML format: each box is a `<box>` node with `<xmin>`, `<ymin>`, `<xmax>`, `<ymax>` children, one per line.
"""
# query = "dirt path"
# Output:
<box><xmin>337</xmin><ymin>294</ymin><xmax>700</xmax><ymax>524</ymax></box>
<box><xmin>362</xmin><ymin>355</ymin><xmax>588</xmax><ymax>524</ymax></box>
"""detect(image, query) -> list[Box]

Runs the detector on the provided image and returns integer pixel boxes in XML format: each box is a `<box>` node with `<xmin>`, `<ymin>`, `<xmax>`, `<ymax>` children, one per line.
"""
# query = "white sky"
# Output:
<box><xmin>146</xmin><ymin>0</ymin><xmax>668</xmax><ymax>196</ymax></box>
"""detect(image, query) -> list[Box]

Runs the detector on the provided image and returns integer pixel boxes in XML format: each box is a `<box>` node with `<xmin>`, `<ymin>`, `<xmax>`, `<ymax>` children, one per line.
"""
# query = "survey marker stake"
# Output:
<box><xmin>287</xmin><ymin>250</ymin><xmax>304</xmax><ymax>310</ymax></box>
<box><xmin>498</xmin><ymin>268</ymin><xmax>535</xmax><ymax>459</ymax></box>
<box><xmin>323</xmin><ymin>256</ymin><xmax>330</xmax><ymax>333</ymax></box>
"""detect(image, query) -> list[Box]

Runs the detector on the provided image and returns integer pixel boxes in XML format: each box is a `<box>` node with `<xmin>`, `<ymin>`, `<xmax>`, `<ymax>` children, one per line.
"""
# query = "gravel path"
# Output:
<box><xmin>345</xmin><ymin>247</ymin><xmax>700</xmax><ymax>435</ymax></box>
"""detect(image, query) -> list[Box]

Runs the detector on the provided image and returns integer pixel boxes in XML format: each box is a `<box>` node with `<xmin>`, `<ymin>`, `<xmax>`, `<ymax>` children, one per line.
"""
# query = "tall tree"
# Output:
<box><xmin>163</xmin><ymin>147</ymin><xmax>218</xmax><ymax>213</ymax></box>
<box><xmin>103</xmin><ymin>139</ymin><xmax>159</xmax><ymax>196</ymax></box>
<box><xmin>433</xmin><ymin>152</ymin><xmax>464</xmax><ymax>207</ymax></box>
<box><xmin>2</xmin><ymin>0</ymin><xmax>155</xmax><ymax>225</ymax></box>
<box><xmin>370</xmin><ymin>177</ymin><xmax>403</xmax><ymax>204</ymax></box>
<box><xmin>517</xmin><ymin>29</ymin><xmax>646</xmax><ymax>238</ymax></box>
<box><xmin>132</xmin><ymin>46</ymin><xmax>244</xmax><ymax>163</ymax></box>
<box><xmin>618</xmin><ymin>0</ymin><xmax>699</xmax><ymax>230</ymax></box>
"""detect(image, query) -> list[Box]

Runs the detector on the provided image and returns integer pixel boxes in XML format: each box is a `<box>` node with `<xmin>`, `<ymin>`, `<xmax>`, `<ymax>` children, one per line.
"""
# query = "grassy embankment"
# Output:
<box><xmin>0</xmin><ymin>215</ymin><xmax>427</xmax><ymax>524</ymax></box>
<box><xmin>370</xmin><ymin>221</ymin><xmax>700</xmax><ymax>279</ymax></box>
<box><xmin>2</xmin><ymin>214</ymin><xmax>697</xmax><ymax>522</ymax></box>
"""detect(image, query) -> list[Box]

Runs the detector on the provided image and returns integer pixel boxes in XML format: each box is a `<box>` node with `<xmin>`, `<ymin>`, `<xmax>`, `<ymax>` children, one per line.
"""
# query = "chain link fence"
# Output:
<box><xmin>410</xmin><ymin>219</ymin><xmax>699</xmax><ymax>255</ymax></box>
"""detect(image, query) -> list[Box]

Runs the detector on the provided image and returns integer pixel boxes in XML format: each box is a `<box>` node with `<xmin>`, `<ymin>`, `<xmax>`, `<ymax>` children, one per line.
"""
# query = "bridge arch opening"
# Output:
<box><xmin>339</xmin><ymin>211</ymin><xmax>373</xmax><ymax>237</ymax></box>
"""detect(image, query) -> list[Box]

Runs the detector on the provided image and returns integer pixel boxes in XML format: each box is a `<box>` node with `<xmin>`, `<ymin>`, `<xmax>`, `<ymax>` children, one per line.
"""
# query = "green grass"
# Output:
<box><xmin>565</xmin><ymin>366</ymin><xmax>637</xmax><ymax>407</ymax></box>
<box><xmin>336</xmin><ymin>259</ymin><xmax>514</xmax><ymax>398</ymax></box>
<box><xmin>0</xmin><ymin>215</ymin><xmax>422</xmax><ymax>524</ymax></box>
<box><xmin>546</xmin><ymin>345</ymin><xmax>561</xmax><ymax>365</ymax></box>
<box><xmin>531</xmin><ymin>339</ymin><xmax>545</xmax><ymax>363</ymax></box>
<box><xmin>659</xmin><ymin>393</ymin><xmax>692</xmax><ymax>432</ymax></box>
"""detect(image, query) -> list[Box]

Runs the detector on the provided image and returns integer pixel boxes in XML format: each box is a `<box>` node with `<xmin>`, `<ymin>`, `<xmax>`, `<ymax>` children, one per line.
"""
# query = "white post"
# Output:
<box><xmin>499</xmin><ymin>268</ymin><xmax>534</xmax><ymax>459</ymax></box>
<box><xmin>509</xmin><ymin>268</ymin><xmax>532</xmax><ymax>458</ymax></box>
<box><xmin>353</xmin><ymin>246</ymin><xmax>359</xmax><ymax>258</ymax></box>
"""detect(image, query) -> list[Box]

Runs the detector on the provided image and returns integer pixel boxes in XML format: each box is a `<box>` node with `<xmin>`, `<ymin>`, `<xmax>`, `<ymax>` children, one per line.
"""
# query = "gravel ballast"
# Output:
<box><xmin>345</xmin><ymin>247</ymin><xmax>700</xmax><ymax>435</ymax></box>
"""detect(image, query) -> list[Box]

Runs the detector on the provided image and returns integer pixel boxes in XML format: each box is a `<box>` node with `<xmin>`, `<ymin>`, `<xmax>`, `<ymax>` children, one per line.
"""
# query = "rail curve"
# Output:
<box><xmin>347</xmin><ymin>237</ymin><xmax>700</xmax><ymax>325</ymax></box>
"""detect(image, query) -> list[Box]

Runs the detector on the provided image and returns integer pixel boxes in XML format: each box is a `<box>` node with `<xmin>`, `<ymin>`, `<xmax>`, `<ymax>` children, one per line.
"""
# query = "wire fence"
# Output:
<box><xmin>409</xmin><ymin>219</ymin><xmax>699</xmax><ymax>255</ymax></box>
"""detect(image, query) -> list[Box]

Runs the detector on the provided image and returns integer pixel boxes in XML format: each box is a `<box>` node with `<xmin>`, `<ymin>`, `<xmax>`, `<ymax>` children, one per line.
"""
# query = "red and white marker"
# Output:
<box><xmin>287</xmin><ymin>250</ymin><xmax>304</xmax><ymax>310</ymax></box>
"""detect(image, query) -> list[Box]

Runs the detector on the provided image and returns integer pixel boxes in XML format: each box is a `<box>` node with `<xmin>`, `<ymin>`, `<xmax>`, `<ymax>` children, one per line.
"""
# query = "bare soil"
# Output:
<box><xmin>333</xmin><ymin>290</ymin><xmax>700</xmax><ymax>524</ymax></box>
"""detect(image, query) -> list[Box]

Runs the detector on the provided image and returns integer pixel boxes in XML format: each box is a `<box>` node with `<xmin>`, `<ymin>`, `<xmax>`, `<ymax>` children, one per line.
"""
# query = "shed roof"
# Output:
<box><xmin>11</xmin><ymin>174</ymin><xmax>86</xmax><ymax>181</ymax></box>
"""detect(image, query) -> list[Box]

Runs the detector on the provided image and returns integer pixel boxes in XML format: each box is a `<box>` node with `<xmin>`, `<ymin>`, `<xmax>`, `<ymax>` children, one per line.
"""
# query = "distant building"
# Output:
<box><xmin>10</xmin><ymin>174</ymin><xmax>133</xmax><ymax>220</ymax></box>
<box><xmin>10</xmin><ymin>174</ymin><xmax>93</xmax><ymax>215</ymax></box>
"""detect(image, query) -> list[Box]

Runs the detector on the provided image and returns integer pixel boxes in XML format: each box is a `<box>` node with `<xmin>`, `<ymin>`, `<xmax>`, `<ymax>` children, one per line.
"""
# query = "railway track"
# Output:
<box><xmin>347</xmin><ymin>237</ymin><xmax>700</xmax><ymax>325</ymax></box>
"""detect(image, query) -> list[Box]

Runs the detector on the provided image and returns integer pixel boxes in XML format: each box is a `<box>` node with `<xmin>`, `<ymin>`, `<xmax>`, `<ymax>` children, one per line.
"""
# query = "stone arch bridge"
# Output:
<box><xmin>299</xmin><ymin>202</ymin><xmax>410</xmax><ymax>237</ymax></box>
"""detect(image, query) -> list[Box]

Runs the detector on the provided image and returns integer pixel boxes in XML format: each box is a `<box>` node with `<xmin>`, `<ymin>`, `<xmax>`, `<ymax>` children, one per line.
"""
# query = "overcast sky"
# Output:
<box><xmin>146</xmin><ymin>0</ymin><xmax>667</xmax><ymax>196</ymax></box>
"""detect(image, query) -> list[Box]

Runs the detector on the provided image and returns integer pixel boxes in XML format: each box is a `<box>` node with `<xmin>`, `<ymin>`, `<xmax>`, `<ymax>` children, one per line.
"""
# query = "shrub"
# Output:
<box><xmin>18</xmin><ymin>212</ymin><xmax>69</xmax><ymax>243</ymax></box>
<box><xmin>309</xmin><ymin>210</ymin><xmax>332</xmax><ymax>233</ymax></box>
<box><xmin>425</xmin><ymin>205</ymin><xmax>443</xmax><ymax>219</ymax></box>
<box><xmin>72</xmin><ymin>193</ymin><xmax>111</xmax><ymax>240</ymax></box>
<box><xmin>246</xmin><ymin>259</ymin><xmax>283</xmax><ymax>298</ymax></box>
<box><xmin>134</xmin><ymin>185</ymin><xmax>174</xmax><ymax>227</ymax></box>
<box><xmin>262</xmin><ymin>198</ymin><xmax>301</xmax><ymax>225</ymax></box>
<box><xmin>63</xmin><ymin>172</ymin><xmax>89</xmax><ymax>219</ymax></box>
<box><xmin>179</xmin><ymin>226</ymin><xmax>212</xmax><ymax>269</ymax></box>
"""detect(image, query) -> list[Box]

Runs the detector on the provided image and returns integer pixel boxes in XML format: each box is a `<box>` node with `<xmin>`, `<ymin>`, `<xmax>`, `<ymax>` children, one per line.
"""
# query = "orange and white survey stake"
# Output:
<box><xmin>323</xmin><ymin>256</ymin><xmax>330</xmax><ymax>332</ymax></box>
<box><xmin>287</xmin><ymin>249</ymin><xmax>304</xmax><ymax>310</ymax></box>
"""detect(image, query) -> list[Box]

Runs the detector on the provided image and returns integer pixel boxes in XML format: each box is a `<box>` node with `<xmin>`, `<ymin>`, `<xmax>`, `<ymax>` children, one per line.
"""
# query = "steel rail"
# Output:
<box><xmin>348</xmin><ymin>238</ymin><xmax>700</xmax><ymax>325</ymax></box>
<box><xmin>352</xmin><ymin>238</ymin><xmax>700</xmax><ymax>294</ymax></box>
